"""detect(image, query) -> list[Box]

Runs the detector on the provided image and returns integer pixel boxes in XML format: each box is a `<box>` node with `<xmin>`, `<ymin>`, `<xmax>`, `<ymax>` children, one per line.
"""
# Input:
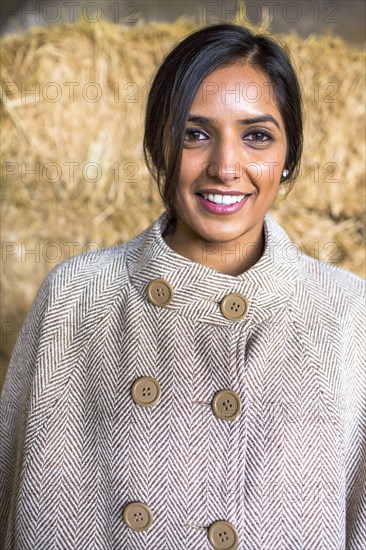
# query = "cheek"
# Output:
<box><xmin>250</xmin><ymin>152</ymin><xmax>285</xmax><ymax>183</ymax></box>
<box><xmin>245</xmin><ymin>164</ymin><xmax>279</xmax><ymax>185</ymax></box>
<box><xmin>179</xmin><ymin>152</ymin><xmax>203</xmax><ymax>184</ymax></box>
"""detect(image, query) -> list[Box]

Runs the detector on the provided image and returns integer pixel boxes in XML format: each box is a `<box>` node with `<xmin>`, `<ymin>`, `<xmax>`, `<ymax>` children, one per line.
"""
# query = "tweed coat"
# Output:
<box><xmin>1</xmin><ymin>211</ymin><xmax>365</xmax><ymax>550</ymax></box>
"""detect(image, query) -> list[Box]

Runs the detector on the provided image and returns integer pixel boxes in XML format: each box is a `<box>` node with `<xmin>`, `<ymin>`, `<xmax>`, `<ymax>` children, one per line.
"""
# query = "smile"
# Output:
<box><xmin>201</xmin><ymin>193</ymin><xmax>246</xmax><ymax>205</ymax></box>
<box><xmin>196</xmin><ymin>192</ymin><xmax>252</xmax><ymax>215</ymax></box>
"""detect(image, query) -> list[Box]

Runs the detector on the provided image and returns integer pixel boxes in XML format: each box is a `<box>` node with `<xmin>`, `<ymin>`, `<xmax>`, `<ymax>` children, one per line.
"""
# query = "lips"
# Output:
<box><xmin>196</xmin><ymin>192</ymin><xmax>252</xmax><ymax>215</ymax></box>
<box><xmin>200</xmin><ymin>192</ymin><xmax>246</xmax><ymax>206</ymax></box>
<box><xmin>196</xmin><ymin>189</ymin><xmax>252</xmax><ymax>206</ymax></box>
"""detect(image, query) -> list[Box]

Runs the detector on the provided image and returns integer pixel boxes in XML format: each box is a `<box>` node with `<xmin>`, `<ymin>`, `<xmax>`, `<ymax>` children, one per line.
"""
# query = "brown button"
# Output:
<box><xmin>220</xmin><ymin>293</ymin><xmax>248</xmax><ymax>321</ymax></box>
<box><xmin>147</xmin><ymin>278</ymin><xmax>174</xmax><ymax>307</ymax></box>
<box><xmin>208</xmin><ymin>520</ymin><xmax>239</xmax><ymax>549</ymax></box>
<box><xmin>212</xmin><ymin>390</ymin><xmax>241</xmax><ymax>421</ymax></box>
<box><xmin>123</xmin><ymin>502</ymin><xmax>154</xmax><ymax>531</ymax></box>
<box><xmin>131</xmin><ymin>376</ymin><xmax>161</xmax><ymax>407</ymax></box>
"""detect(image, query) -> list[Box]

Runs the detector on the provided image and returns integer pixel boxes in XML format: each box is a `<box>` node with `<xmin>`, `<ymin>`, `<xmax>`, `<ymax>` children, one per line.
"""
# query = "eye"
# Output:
<box><xmin>183</xmin><ymin>128</ymin><xmax>208</xmax><ymax>142</ymax></box>
<box><xmin>244</xmin><ymin>130</ymin><xmax>273</xmax><ymax>145</ymax></box>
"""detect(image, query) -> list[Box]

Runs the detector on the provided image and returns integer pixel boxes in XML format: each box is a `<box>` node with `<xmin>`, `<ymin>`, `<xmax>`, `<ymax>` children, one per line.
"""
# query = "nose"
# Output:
<box><xmin>206</xmin><ymin>136</ymin><xmax>242</xmax><ymax>183</ymax></box>
<box><xmin>207</xmin><ymin>162</ymin><xmax>241</xmax><ymax>183</ymax></box>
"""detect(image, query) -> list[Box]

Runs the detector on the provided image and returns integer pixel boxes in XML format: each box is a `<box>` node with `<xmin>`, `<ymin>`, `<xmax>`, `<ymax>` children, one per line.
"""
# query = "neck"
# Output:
<box><xmin>163</xmin><ymin>222</ymin><xmax>265</xmax><ymax>276</ymax></box>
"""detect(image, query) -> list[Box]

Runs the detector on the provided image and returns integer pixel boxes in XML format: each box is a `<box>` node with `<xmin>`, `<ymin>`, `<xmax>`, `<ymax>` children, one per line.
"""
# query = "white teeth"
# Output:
<box><xmin>222</xmin><ymin>195</ymin><xmax>236</xmax><ymax>205</ymax></box>
<box><xmin>202</xmin><ymin>193</ymin><xmax>245</xmax><ymax>205</ymax></box>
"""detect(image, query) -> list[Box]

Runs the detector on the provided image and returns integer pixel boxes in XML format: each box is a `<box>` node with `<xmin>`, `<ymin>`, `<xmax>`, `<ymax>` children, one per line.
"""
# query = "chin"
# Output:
<box><xmin>196</xmin><ymin>223</ymin><xmax>246</xmax><ymax>243</ymax></box>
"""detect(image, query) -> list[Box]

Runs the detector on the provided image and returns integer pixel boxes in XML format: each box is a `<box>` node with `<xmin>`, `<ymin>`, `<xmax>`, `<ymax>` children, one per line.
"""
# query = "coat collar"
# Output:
<box><xmin>127</xmin><ymin>211</ymin><xmax>299</xmax><ymax>327</ymax></box>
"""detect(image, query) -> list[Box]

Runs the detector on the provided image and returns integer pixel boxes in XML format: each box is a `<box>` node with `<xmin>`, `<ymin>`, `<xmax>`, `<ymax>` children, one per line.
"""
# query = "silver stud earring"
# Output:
<box><xmin>282</xmin><ymin>169</ymin><xmax>289</xmax><ymax>178</ymax></box>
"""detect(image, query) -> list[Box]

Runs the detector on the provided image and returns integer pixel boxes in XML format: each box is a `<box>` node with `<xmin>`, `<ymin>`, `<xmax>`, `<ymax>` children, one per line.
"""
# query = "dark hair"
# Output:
<box><xmin>143</xmin><ymin>23</ymin><xmax>304</xmax><ymax>223</ymax></box>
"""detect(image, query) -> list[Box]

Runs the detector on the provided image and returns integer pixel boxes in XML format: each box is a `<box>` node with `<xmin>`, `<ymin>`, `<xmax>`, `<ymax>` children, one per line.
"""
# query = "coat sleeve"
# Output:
<box><xmin>346</xmin><ymin>282</ymin><xmax>366</xmax><ymax>550</ymax></box>
<box><xmin>0</xmin><ymin>271</ymin><xmax>52</xmax><ymax>547</ymax></box>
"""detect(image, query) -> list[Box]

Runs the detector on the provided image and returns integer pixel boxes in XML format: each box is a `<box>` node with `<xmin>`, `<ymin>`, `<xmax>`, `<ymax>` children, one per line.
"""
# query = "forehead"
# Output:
<box><xmin>191</xmin><ymin>62</ymin><xmax>280</xmax><ymax>117</ymax></box>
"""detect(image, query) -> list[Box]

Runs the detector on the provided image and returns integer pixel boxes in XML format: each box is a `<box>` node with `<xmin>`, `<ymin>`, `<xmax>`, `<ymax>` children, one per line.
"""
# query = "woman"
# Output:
<box><xmin>1</xmin><ymin>23</ymin><xmax>365</xmax><ymax>550</ymax></box>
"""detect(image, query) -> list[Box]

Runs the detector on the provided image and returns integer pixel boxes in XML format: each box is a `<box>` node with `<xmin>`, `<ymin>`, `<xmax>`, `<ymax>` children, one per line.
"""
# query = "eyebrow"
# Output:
<box><xmin>187</xmin><ymin>114</ymin><xmax>281</xmax><ymax>131</ymax></box>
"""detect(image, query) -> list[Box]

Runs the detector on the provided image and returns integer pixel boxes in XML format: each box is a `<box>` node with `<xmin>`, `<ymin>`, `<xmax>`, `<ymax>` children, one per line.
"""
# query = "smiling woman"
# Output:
<box><xmin>143</xmin><ymin>24</ymin><xmax>302</xmax><ymax>276</ymax></box>
<box><xmin>1</xmin><ymin>23</ymin><xmax>365</xmax><ymax>550</ymax></box>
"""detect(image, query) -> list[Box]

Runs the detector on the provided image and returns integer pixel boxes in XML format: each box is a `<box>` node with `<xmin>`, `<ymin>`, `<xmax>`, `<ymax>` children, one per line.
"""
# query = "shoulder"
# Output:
<box><xmin>47</xmin><ymin>242</ymin><xmax>128</xmax><ymax>290</ymax></box>
<box><xmin>298</xmin><ymin>251</ymin><xmax>365</xmax><ymax>295</ymax></box>
<box><xmin>37</xmin><ymin>228</ymin><xmax>148</xmax><ymax>309</ymax></box>
<box><xmin>296</xmin><ymin>251</ymin><xmax>365</xmax><ymax>318</ymax></box>
<box><xmin>266</xmin><ymin>213</ymin><xmax>365</xmax><ymax>312</ymax></box>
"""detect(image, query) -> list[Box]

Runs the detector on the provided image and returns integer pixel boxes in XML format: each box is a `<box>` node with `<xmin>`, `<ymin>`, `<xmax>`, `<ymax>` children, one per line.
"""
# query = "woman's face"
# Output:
<box><xmin>167</xmin><ymin>62</ymin><xmax>287</xmax><ymax>260</ymax></box>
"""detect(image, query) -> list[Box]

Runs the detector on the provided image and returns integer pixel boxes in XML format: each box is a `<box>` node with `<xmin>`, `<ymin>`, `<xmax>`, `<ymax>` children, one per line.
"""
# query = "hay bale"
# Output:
<box><xmin>0</xmin><ymin>8</ymin><xmax>365</xmax><ymax>387</ymax></box>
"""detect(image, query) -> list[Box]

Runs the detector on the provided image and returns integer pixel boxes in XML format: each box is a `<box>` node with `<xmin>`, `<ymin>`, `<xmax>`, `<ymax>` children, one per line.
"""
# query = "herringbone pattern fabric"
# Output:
<box><xmin>1</xmin><ymin>212</ymin><xmax>365</xmax><ymax>549</ymax></box>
